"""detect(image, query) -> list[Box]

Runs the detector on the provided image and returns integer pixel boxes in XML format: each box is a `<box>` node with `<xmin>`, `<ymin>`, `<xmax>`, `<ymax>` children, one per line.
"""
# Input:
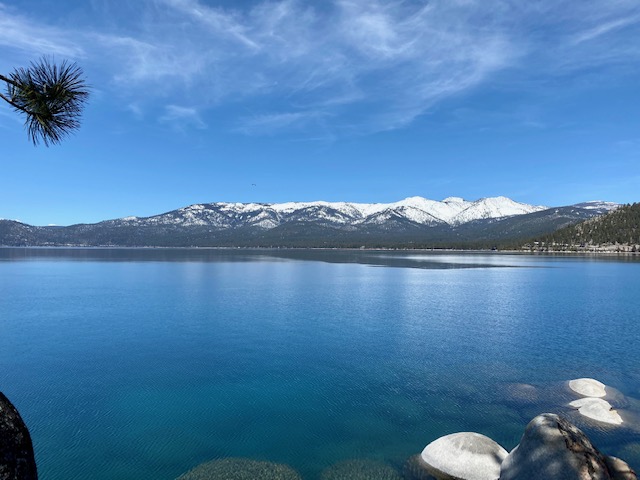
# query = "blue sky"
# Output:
<box><xmin>1</xmin><ymin>0</ymin><xmax>639</xmax><ymax>226</ymax></box>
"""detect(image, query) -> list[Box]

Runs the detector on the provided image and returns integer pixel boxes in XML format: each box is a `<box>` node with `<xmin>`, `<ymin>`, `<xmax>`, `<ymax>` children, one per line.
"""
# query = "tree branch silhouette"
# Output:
<box><xmin>1</xmin><ymin>57</ymin><xmax>89</xmax><ymax>146</ymax></box>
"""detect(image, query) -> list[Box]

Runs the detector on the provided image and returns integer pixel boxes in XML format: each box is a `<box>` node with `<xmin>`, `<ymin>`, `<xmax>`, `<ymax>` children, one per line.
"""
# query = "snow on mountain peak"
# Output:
<box><xmin>450</xmin><ymin>196</ymin><xmax>545</xmax><ymax>224</ymax></box>
<box><xmin>121</xmin><ymin>196</ymin><xmax>547</xmax><ymax>230</ymax></box>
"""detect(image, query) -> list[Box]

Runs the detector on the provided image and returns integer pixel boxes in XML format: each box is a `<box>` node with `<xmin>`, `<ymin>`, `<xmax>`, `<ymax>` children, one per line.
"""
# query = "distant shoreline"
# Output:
<box><xmin>1</xmin><ymin>245</ymin><xmax>638</xmax><ymax>256</ymax></box>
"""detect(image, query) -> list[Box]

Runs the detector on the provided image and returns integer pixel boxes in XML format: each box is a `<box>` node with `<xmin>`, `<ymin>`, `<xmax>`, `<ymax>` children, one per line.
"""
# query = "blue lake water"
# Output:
<box><xmin>1</xmin><ymin>248</ymin><xmax>639</xmax><ymax>479</ymax></box>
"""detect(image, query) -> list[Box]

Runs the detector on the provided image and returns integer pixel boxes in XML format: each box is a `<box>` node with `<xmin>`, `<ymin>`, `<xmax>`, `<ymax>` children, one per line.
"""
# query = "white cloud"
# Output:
<box><xmin>1</xmin><ymin>0</ymin><xmax>639</xmax><ymax>136</ymax></box>
<box><xmin>94</xmin><ymin>0</ymin><xmax>520</xmax><ymax>130</ymax></box>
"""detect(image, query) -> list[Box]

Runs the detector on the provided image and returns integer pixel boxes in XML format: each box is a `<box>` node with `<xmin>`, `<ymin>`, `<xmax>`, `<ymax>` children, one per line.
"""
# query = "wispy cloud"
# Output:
<box><xmin>127</xmin><ymin>104</ymin><xmax>144</xmax><ymax>120</ymax></box>
<box><xmin>0</xmin><ymin>3</ymin><xmax>84</xmax><ymax>59</ymax></box>
<box><xmin>92</xmin><ymin>34</ymin><xmax>207</xmax><ymax>87</ymax></box>
<box><xmin>161</xmin><ymin>0</ymin><xmax>260</xmax><ymax>49</ymax></box>
<box><xmin>159</xmin><ymin>105</ymin><xmax>207</xmax><ymax>131</ymax></box>
<box><xmin>517</xmin><ymin>0</ymin><xmax>640</xmax><ymax>73</ymax></box>
<box><xmin>571</xmin><ymin>16</ymin><xmax>640</xmax><ymax>45</ymax></box>
<box><xmin>236</xmin><ymin>110</ymin><xmax>328</xmax><ymax>135</ymax></box>
<box><xmin>1</xmin><ymin>0</ymin><xmax>639</xmax><ymax>136</ymax></box>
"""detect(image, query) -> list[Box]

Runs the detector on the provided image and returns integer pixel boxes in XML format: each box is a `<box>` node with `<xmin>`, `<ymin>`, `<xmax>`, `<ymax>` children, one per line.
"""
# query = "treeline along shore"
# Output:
<box><xmin>516</xmin><ymin>203</ymin><xmax>640</xmax><ymax>253</ymax></box>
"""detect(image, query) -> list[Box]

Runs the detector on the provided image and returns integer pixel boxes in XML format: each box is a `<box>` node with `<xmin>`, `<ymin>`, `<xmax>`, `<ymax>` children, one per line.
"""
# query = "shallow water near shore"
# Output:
<box><xmin>1</xmin><ymin>248</ymin><xmax>639</xmax><ymax>479</ymax></box>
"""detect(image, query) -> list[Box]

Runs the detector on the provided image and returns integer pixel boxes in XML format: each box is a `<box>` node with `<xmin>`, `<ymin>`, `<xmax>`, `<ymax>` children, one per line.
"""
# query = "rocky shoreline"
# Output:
<box><xmin>1</xmin><ymin>377</ymin><xmax>638</xmax><ymax>480</ymax></box>
<box><xmin>413</xmin><ymin>413</ymin><xmax>636</xmax><ymax>480</ymax></box>
<box><xmin>410</xmin><ymin>378</ymin><xmax>638</xmax><ymax>480</ymax></box>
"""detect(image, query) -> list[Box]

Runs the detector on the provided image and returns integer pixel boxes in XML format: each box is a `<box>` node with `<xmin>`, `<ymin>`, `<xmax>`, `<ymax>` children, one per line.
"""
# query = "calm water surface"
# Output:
<box><xmin>1</xmin><ymin>248</ymin><xmax>639</xmax><ymax>479</ymax></box>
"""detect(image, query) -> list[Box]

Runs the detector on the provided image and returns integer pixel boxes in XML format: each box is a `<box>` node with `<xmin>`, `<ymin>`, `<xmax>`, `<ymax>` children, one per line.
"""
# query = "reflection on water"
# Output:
<box><xmin>0</xmin><ymin>248</ymin><xmax>639</xmax><ymax>479</ymax></box>
<box><xmin>3</xmin><ymin>247</ymin><xmax>639</xmax><ymax>268</ymax></box>
<box><xmin>0</xmin><ymin>246</ymin><xmax>518</xmax><ymax>269</ymax></box>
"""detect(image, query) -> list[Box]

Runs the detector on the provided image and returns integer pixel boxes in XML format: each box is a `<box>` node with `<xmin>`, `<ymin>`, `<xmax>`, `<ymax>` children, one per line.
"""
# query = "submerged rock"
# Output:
<box><xmin>569</xmin><ymin>398</ymin><xmax>623</xmax><ymax>426</ymax></box>
<box><xmin>569</xmin><ymin>378</ymin><xmax>607</xmax><ymax>398</ymax></box>
<box><xmin>403</xmin><ymin>455</ymin><xmax>437</xmax><ymax>480</ymax></box>
<box><xmin>176</xmin><ymin>458</ymin><xmax>301</xmax><ymax>480</ymax></box>
<box><xmin>419</xmin><ymin>432</ymin><xmax>508</xmax><ymax>480</ymax></box>
<box><xmin>320</xmin><ymin>459</ymin><xmax>402</xmax><ymax>480</ymax></box>
<box><xmin>504</xmin><ymin>383</ymin><xmax>539</xmax><ymax>405</ymax></box>
<box><xmin>0</xmin><ymin>393</ymin><xmax>38</xmax><ymax>480</ymax></box>
<box><xmin>499</xmin><ymin>413</ymin><xmax>626</xmax><ymax>480</ymax></box>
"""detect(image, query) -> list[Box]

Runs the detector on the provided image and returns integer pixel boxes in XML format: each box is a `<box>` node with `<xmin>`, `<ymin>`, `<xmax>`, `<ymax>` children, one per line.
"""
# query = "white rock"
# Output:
<box><xmin>569</xmin><ymin>397</ymin><xmax>623</xmax><ymax>425</ymax></box>
<box><xmin>569</xmin><ymin>378</ymin><xmax>607</xmax><ymax>398</ymax></box>
<box><xmin>420</xmin><ymin>432</ymin><xmax>508</xmax><ymax>480</ymax></box>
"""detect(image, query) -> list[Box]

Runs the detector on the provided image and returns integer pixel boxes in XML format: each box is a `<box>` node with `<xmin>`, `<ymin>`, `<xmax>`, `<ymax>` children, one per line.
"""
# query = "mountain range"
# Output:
<box><xmin>0</xmin><ymin>197</ymin><xmax>620</xmax><ymax>248</ymax></box>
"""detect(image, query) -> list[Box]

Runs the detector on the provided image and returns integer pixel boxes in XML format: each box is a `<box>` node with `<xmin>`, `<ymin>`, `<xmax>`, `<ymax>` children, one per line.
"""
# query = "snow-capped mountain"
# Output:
<box><xmin>1</xmin><ymin>196</ymin><xmax>622</xmax><ymax>248</ymax></box>
<box><xmin>116</xmin><ymin>196</ymin><xmax>546</xmax><ymax>230</ymax></box>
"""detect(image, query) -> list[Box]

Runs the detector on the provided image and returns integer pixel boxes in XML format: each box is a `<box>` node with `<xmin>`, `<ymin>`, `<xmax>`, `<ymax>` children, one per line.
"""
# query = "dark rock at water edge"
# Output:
<box><xmin>0</xmin><ymin>393</ymin><xmax>37</xmax><ymax>480</ymax></box>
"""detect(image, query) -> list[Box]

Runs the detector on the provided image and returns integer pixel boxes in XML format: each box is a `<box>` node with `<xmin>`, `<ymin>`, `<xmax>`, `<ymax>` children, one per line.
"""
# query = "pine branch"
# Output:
<box><xmin>1</xmin><ymin>57</ymin><xmax>89</xmax><ymax>146</ymax></box>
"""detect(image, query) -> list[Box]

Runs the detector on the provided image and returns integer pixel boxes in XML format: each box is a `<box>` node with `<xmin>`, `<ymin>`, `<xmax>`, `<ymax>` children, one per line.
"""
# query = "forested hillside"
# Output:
<box><xmin>524</xmin><ymin>203</ymin><xmax>639</xmax><ymax>252</ymax></box>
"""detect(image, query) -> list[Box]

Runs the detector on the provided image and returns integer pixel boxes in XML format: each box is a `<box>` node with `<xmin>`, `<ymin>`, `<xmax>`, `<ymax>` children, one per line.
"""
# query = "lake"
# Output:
<box><xmin>1</xmin><ymin>248</ymin><xmax>639</xmax><ymax>479</ymax></box>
